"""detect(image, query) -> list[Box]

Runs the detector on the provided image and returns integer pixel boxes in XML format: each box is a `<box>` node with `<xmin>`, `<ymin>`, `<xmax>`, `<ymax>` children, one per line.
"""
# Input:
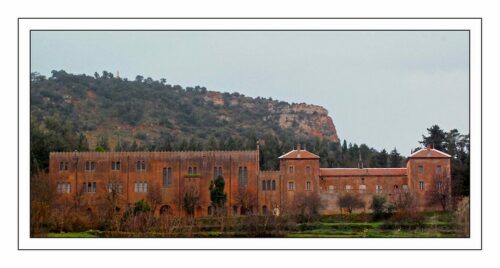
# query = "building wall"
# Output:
<box><xmin>49</xmin><ymin>148</ymin><xmax>452</xmax><ymax>216</ymax></box>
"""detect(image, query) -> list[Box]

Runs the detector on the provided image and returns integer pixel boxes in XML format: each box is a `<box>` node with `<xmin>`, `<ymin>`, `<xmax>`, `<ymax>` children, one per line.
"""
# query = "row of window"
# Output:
<box><xmin>57</xmin><ymin>180</ymin><xmax>440</xmax><ymax>195</ymax></box>
<box><xmin>287</xmin><ymin>166</ymin><xmax>311</xmax><ymax>175</ymax></box>
<box><xmin>417</xmin><ymin>165</ymin><xmax>443</xmax><ymax>174</ymax></box>
<box><xmin>262</xmin><ymin>180</ymin><xmax>276</xmax><ymax>191</ymax></box>
<box><xmin>325</xmin><ymin>184</ymin><xmax>419</xmax><ymax>194</ymax></box>
<box><xmin>286</xmin><ymin>181</ymin><xmax>312</xmax><ymax>191</ymax></box>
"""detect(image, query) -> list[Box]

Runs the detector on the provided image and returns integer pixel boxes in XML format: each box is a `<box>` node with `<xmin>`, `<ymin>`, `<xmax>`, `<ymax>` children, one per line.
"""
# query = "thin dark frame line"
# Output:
<box><xmin>29</xmin><ymin>29</ymin><xmax>470</xmax><ymax>31</ymax></box>
<box><xmin>19</xmin><ymin>18</ymin><xmax>482</xmax><ymax>250</ymax></box>
<box><xmin>19</xmin><ymin>17</ymin><xmax>483</xmax><ymax>20</ymax></box>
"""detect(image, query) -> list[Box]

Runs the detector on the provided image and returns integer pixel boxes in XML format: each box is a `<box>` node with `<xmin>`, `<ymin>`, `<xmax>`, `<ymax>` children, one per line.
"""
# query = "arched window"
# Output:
<box><xmin>271</xmin><ymin>180</ymin><xmax>276</xmax><ymax>191</ymax></box>
<box><xmin>267</xmin><ymin>180</ymin><xmax>271</xmax><ymax>191</ymax></box>
<box><xmin>262</xmin><ymin>180</ymin><xmax>266</xmax><ymax>191</ymax></box>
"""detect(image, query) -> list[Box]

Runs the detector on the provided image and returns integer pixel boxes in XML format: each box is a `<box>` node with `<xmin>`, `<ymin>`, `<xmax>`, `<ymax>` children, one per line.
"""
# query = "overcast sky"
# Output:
<box><xmin>31</xmin><ymin>31</ymin><xmax>469</xmax><ymax>155</ymax></box>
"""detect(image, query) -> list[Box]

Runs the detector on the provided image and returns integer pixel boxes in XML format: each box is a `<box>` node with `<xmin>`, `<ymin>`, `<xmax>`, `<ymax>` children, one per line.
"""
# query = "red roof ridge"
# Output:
<box><xmin>408</xmin><ymin>148</ymin><xmax>451</xmax><ymax>158</ymax></box>
<box><xmin>278</xmin><ymin>149</ymin><xmax>320</xmax><ymax>159</ymax></box>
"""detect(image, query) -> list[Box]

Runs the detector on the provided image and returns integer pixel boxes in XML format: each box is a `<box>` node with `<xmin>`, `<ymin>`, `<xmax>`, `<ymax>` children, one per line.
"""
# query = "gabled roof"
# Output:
<box><xmin>278</xmin><ymin>149</ymin><xmax>320</xmax><ymax>160</ymax></box>
<box><xmin>319</xmin><ymin>168</ymin><xmax>407</xmax><ymax>177</ymax></box>
<box><xmin>408</xmin><ymin>148</ymin><xmax>451</xmax><ymax>158</ymax></box>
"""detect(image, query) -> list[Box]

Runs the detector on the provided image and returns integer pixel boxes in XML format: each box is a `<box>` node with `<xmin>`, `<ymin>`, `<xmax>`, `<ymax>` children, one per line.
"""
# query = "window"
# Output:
<box><xmin>419</xmin><ymin>181</ymin><xmax>425</xmax><ymax>190</ymax></box>
<box><xmin>345</xmin><ymin>185</ymin><xmax>352</xmax><ymax>192</ymax></box>
<box><xmin>85</xmin><ymin>161</ymin><xmax>96</xmax><ymax>171</ymax></box>
<box><xmin>59</xmin><ymin>161</ymin><xmax>69</xmax><ymax>171</ymax></box>
<box><xmin>163</xmin><ymin>167</ymin><xmax>172</xmax><ymax>187</ymax></box>
<box><xmin>306</xmin><ymin>181</ymin><xmax>311</xmax><ymax>191</ymax></box>
<box><xmin>267</xmin><ymin>180</ymin><xmax>271</xmax><ymax>191</ymax></box>
<box><xmin>271</xmin><ymin>180</ymin><xmax>276</xmax><ymax>191</ymax></box>
<box><xmin>393</xmin><ymin>185</ymin><xmax>399</xmax><ymax>192</ymax></box>
<box><xmin>436</xmin><ymin>165</ymin><xmax>442</xmax><ymax>174</ymax></box>
<box><xmin>359</xmin><ymin>184</ymin><xmax>366</xmax><ymax>193</ymax></box>
<box><xmin>238</xmin><ymin>166</ymin><xmax>248</xmax><ymax>188</ymax></box>
<box><xmin>213</xmin><ymin>166</ymin><xmax>223</xmax><ymax>180</ymax></box>
<box><xmin>136</xmin><ymin>160</ymin><xmax>146</xmax><ymax>171</ymax></box>
<box><xmin>289</xmin><ymin>166</ymin><xmax>294</xmax><ymax>174</ymax></box>
<box><xmin>107</xmin><ymin>182</ymin><xmax>122</xmax><ymax>193</ymax></box>
<box><xmin>402</xmin><ymin>184</ymin><xmax>409</xmax><ymax>191</ymax></box>
<box><xmin>288</xmin><ymin>181</ymin><xmax>295</xmax><ymax>191</ymax></box>
<box><xmin>111</xmin><ymin>161</ymin><xmax>121</xmax><ymax>171</ymax></box>
<box><xmin>418</xmin><ymin>165</ymin><xmax>424</xmax><ymax>173</ymax></box>
<box><xmin>262</xmin><ymin>180</ymin><xmax>267</xmax><ymax>191</ymax></box>
<box><xmin>306</xmin><ymin>166</ymin><xmax>310</xmax><ymax>175</ymax></box>
<box><xmin>328</xmin><ymin>185</ymin><xmax>335</xmax><ymax>193</ymax></box>
<box><xmin>188</xmin><ymin>166</ymin><xmax>198</xmax><ymax>175</ymax></box>
<box><xmin>83</xmin><ymin>182</ymin><xmax>96</xmax><ymax>193</ymax></box>
<box><xmin>56</xmin><ymin>182</ymin><xmax>71</xmax><ymax>193</ymax></box>
<box><xmin>134</xmin><ymin>181</ymin><xmax>148</xmax><ymax>193</ymax></box>
<box><xmin>376</xmin><ymin>185</ymin><xmax>383</xmax><ymax>194</ymax></box>
<box><xmin>437</xmin><ymin>181</ymin><xmax>442</xmax><ymax>190</ymax></box>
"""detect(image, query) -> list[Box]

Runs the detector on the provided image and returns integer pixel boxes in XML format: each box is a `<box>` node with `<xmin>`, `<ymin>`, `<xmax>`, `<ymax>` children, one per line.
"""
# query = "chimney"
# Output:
<box><xmin>296</xmin><ymin>144</ymin><xmax>301</xmax><ymax>151</ymax></box>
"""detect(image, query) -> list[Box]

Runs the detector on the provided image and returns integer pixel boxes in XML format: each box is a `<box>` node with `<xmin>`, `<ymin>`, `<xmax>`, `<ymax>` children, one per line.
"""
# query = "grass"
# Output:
<box><xmin>45</xmin><ymin>212</ymin><xmax>462</xmax><ymax>238</ymax></box>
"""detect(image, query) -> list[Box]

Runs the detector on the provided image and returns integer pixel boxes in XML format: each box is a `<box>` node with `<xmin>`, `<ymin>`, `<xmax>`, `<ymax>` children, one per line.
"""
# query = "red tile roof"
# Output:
<box><xmin>319</xmin><ymin>168</ymin><xmax>408</xmax><ymax>177</ymax></box>
<box><xmin>278</xmin><ymin>149</ymin><xmax>320</xmax><ymax>159</ymax></box>
<box><xmin>408</xmin><ymin>148</ymin><xmax>451</xmax><ymax>158</ymax></box>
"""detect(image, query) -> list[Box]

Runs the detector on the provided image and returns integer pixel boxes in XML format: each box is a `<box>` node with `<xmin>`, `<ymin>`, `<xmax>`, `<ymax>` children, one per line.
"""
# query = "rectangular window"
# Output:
<box><xmin>306</xmin><ymin>166</ymin><xmax>310</xmax><ymax>175</ymax></box>
<box><xmin>108</xmin><ymin>182</ymin><xmax>122</xmax><ymax>193</ymax></box>
<box><xmin>163</xmin><ymin>167</ymin><xmax>172</xmax><ymax>187</ymax></box>
<box><xmin>288</xmin><ymin>181</ymin><xmax>295</xmax><ymax>191</ymax></box>
<box><xmin>289</xmin><ymin>166</ymin><xmax>294</xmax><ymax>174</ymax></box>
<box><xmin>306</xmin><ymin>181</ymin><xmax>311</xmax><ymax>191</ymax></box>
<box><xmin>345</xmin><ymin>185</ymin><xmax>352</xmax><ymax>192</ymax></box>
<box><xmin>57</xmin><ymin>182</ymin><xmax>71</xmax><ymax>193</ymax></box>
<box><xmin>238</xmin><ymin>166</ymin><xmax>248</xmax><ymax>188</ymax></box>
<box><xmin>436</xmin><ymin>165</ymin><xmax>442</xmax><ymax>174</ymax></box>
<box><xmin>359</xmin><ymin>184</ymin><xmax>366</xmax><ymax>193</ymax></box>
<box><xmin>262</xmin><ymin>180</ymin><xmax>267</xmax><ymax>191</ymax></box>
<box><xmin>419</xmin><ymin>181</ymin><xmax>425</xmax><ymax>190</ymax></box>
<box><xmin>83</xmin><ymin>182</ymin><xmax>96</xmax><ymax>193</ymax></box>
<box><xmin>376</xmin><ymin>185</ymin><xmax>383</xmax><ymax>194</ymax></box>
<box><xmin>437</xmin><ymin>181</ymin><xmax>442</xmax><ymax>190</ymax></box>
<box><xmin>85</xmin><ymin>161</ymin><xmax>96</xmax><ymax>171</ymax></box>
<box><xmin>267</xmin><ymin>180</ymin><xmax>271</xmax><ymax>190</ymax></box>
<box><xmin>328</xmin><ymin>185</ymin><xmax>335</xmax><ymax>193</ymax></box>
<box><xmin>135</xmin><ymin>181</ymin><xmax>148</xmax><ymax>193</ymax></box>
<box><xmin>271</xmin><ymin>180</ymin><xmax>276</xmax><ymax>191</ymax></box>
<box><xmin>59</xmin><ymin>162</ymin><xmax>69</xmax><ymax>171</ymax></box>
<box><xmin>193</xmin><ymin>166</ymin><xmax>198</xmax><ymax>174</ymax></box>
<box><xmin>418</xmin><ymin>165</ymin><xmax>424</xmax><ymax>173</ymax></box>
<box><xmin>111</xmin><ymin>161</ymin><xmax>121</xmax><ymax>171</ymax></box>
<box><xmin>136</xmin><ymin>160</ymin><xmax>145</xmax><ymax>171</ymax></box>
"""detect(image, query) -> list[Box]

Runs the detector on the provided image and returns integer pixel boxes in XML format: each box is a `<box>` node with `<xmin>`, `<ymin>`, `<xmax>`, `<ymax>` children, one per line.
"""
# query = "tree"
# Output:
<box><xmin>234</xmin><ymin>187</ymin><xmax>257</xmax><ymax>215</ymax></box>
<box><xmin>337</xmin><ymin>193</ymin><xmax>365</xmax><ymax>214</ymax></box>
<box><xmin>182</xmin><ymin>185</ymin><xmax>200</xmax><ymax>217</ymax></box>
<box><xmin>290</xmin><ymin>192</ymin><xmax>324</xmax><ymax>221</ymax></box>
<box><xmin>135</xmin><ymin>75</ymin><xmax>144</xmax><ymax>83</ymax></box>
<box><xmin>420</xmin><ymin>125</ymin><xmax>447</xmax><ymax>151</ymax></box>
<box><xmin>427</xmin><ymin>168</ymin><xmax>452</xmax><ymax>211</ymax></box>
<box><xmin>389</xmin><ymin>148</ymin><xmax>403</xmax><ymax>168</ymax></box>
<box><xmin>370</xmin><ymin>195</ymin><xmax>389</xmax><ymax>220</ymax></box>
<box><xmin>209</xmin><ymin>175</ymin><xmax>227</xmax><ymax>215</ymax></box>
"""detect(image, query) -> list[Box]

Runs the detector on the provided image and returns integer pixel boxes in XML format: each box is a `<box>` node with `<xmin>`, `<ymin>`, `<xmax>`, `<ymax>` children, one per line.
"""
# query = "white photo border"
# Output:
<box><xmin>18</xmin><ymin>18</ymin><xmax>482</xmax><ymax>250</ymax></box>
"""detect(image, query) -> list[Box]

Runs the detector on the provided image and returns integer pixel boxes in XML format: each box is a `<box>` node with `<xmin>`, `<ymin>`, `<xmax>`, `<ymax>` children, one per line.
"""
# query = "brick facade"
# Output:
<box><xmin>49</xmin><ymin>144</ymin><xmax>451</xmax><ymax>216</ymax></box>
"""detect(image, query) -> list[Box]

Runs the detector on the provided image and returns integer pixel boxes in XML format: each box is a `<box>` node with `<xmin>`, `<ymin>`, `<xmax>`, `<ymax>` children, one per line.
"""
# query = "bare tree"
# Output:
<box><xmin>234</xmin><ymin>187</ymin><xmax>257</xmax><ymax>215</ymax></box>
<box><xmin>427</xmin><ymin>168</ymin><xmax>452</xmax><ymax>211</ymax></box>
<box><xmin>147</xmin><ymin>181</ymin><xmax>163</xmax><ymax>214</ymax></box>
<box><xmin>30</xmin><ymin>170</ymin><xmax>54</xmax><ymax>236</ymax></box>
<box><xmin>290</xmin><ymin>192</ymin><xmax>324</xmax><ymax>221</ymax></box>
<box><xmin>182</xmin><ymin>184</ymin><xmax>200</xmax><ymax>217</ymax></box>
<box><xmin>337</xmin><ymin>192</ymin><xmax>365</xmax><ymax>214</ymax></box>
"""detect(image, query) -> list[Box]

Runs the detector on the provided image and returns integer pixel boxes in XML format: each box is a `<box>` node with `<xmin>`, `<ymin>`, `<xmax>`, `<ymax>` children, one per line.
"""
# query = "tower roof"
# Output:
<box><xmin>278</xmin><ymin>144</ymin><xmax>320</xmax><ymax>160</ymax></box>
<box><xmin>408</xmin><ymin>146</ymin><xmax>451</xmax><ymax>158</ymax></box>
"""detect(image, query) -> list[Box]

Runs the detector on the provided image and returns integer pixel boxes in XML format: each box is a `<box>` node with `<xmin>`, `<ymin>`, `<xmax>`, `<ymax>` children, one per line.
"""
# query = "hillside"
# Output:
<box><xmin>30</xmin><ymin>70</ymin><xmax>339</xmax><ymax>151</ymax></box>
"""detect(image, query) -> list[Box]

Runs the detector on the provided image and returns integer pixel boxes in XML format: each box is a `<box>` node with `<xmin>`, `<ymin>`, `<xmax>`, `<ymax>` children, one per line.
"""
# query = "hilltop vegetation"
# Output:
<box><xmin>30</xmin><ymin>70</ymin><xmax>469</xmax><ymax>197</ymax></box>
